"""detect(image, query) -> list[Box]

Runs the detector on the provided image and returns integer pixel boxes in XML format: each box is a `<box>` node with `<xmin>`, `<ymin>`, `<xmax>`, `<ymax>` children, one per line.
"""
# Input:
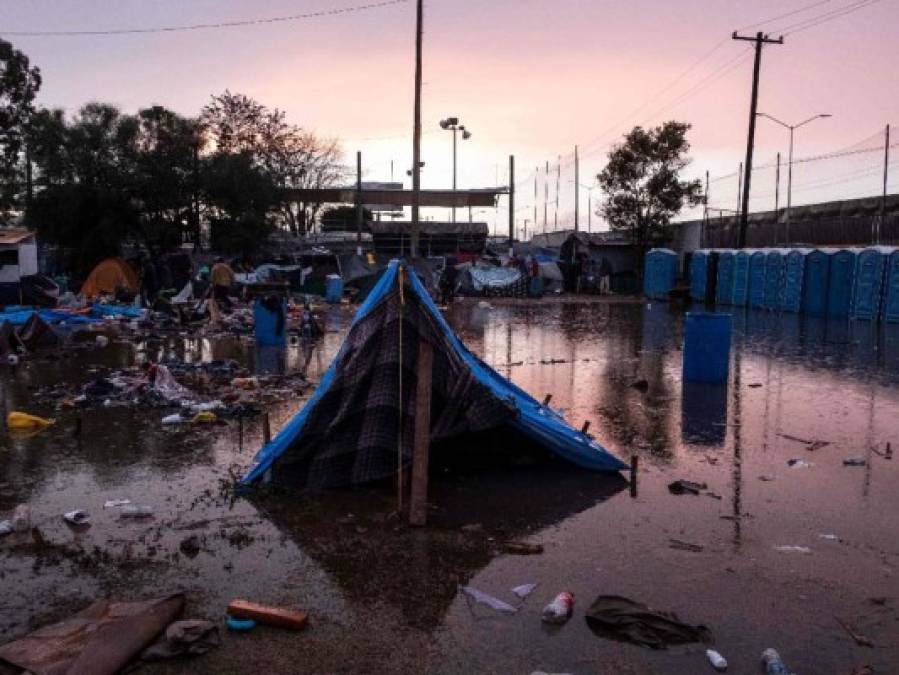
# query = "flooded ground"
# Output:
<box><xmin>1</xmin><ymin>299</ymin><xmax>898</xmax><ymax>674</ymax></box>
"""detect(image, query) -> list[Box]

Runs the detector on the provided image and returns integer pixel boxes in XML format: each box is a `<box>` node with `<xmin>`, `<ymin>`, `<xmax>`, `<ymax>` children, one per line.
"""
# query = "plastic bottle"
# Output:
<box><xmin>541</xmin><ymin>592</ymin><xmax>574</xmax><ymax>624</ymax></box>
<box><xmin>761</xmin><ymin>648</ymin><xmax>790</xmax><ymax>675</ymax></box>
<box><xmin>11</xmin><ymin>504</ymin><xmax>31</xmax><ymax>533</ymax></box>
<box><xmin>120</xmin><ymin>505</ymin><xmax>154</xmax><ymax>518</ymax></box>
<box><xmin>706</xmin><ymin>649</ymin><xmax>727</xmax><ymax>672</ymax></box>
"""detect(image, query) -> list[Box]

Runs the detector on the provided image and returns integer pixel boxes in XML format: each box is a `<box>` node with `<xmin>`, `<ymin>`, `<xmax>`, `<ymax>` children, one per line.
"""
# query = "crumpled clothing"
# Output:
<box><xmin>140</xmin><ymin>620</ymin><xmax>221</xmax><ymax>661</ymax></box>
<box><xmin>584</xmin><ymin>595</ymin><xmax>712</xmax><ymax>649</ymax></box>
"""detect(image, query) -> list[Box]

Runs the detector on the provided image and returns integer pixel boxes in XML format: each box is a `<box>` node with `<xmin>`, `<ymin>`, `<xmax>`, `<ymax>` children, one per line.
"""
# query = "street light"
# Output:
<box><xmin>439</xmin><ymin>117</ymin><xmax>472</xmax><ymax>223</ymax></box>
<box><xmin>756</xmin><ymin>112</ymin><xmax>831</xmax><ymax>242</ymax></box>
<box><xmin>569</xmin><ymin>180</ymin><xmax>598</xmax><ymax>232</ymax></box>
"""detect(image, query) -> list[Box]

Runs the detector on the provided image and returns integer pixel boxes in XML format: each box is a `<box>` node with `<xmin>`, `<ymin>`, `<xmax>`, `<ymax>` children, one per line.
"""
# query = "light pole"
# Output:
<box><xmin>569</xmin><ymin>180</ymin><xmax>598</xmax><ymax>232</ymax></box>
<box><xmin>439</xmin><ymin>117</ymin><xmax>472</xmax><ymax>223</ymax></box>
<box><xmin>757</xmin><ymin>112</ymin><xmax>831</xmax><ymax>243</ymax></box>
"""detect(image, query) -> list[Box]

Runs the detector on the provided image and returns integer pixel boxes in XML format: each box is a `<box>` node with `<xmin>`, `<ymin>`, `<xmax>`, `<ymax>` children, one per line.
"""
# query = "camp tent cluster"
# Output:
<box><xmin>243</xmin><ymin>260</ymin><xmax>626</xmax><ymax>490</ymax></box>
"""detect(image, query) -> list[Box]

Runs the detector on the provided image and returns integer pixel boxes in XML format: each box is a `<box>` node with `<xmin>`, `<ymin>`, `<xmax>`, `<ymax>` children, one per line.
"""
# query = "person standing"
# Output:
<box><xmin>210</xmin><ymin>258</ymin><xmax>235</xmax><ymax>309</ymax></box>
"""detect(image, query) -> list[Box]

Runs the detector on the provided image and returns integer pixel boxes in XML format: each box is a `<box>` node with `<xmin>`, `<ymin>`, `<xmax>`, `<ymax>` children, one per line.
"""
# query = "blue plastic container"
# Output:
<box><xmin>802</xmin><ymin>249</ymin><xmax>830</xmax><ymax>316</ymax></box>
<box><xmin>715</xmin><ymin>250</ymin><xmax>735</xmax><ymax>305</ymax></box>
<box><xmin>851</xmin><ymin>247</ymin><xmax>891</xmax><ymax>320</ymax></box>
<box><xmin>781</xmin><ymin>249</ymin><xmax>809</xmax><ymax>313</ymax></box>
<box><xmin>827</xmin><ymin>249</ymin><xmax>858</xmax><ymax>317</ymax></box>
<box><xmin>882</xmin><ymin>250</ymin><xmax>899</xmax><ymax>323</ymax></box>
<box><xmin>683</xmin><ymin>312</ymin><xmax>732</xmax><ymax>383</ymax></box>
<box><xmin>253</xmin><ymin>298</ymin><xmax>287</xmax><ymax>347</ymax></box>
<box><xmin>325</xmin><ymin>274</ymin><xmax>344</xmax><ymax>304</ymax></box>
<box><xmin>644</xmin><ymin>248</ymin><xmax>678</xmax><ymax>300</ymax></box>
<box><xmin>763</xmin><ymin>250</ymin><xmax>786</xmax><ymax>310</ymax></box>
<box><xmin>732</xmin><ymin>250</ymin><xmax>752</xmax><ymax>306</ymax></box>
<box><xmin>689</xmin><ymin>250</ymin><xmax>709</xmax><ymax>302</ymax></box>
<box><xmin>749</xmin><ymin>251</ymin><xmax>767</xmax><ymax>309</ymax></box>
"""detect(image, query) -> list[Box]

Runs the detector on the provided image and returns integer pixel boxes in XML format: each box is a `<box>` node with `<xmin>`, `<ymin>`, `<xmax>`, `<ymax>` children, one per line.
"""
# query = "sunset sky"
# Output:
<box><xmin>4</xmin><ymin>0</ymin><xmax>896</xmax><ymax>234</ymax></box>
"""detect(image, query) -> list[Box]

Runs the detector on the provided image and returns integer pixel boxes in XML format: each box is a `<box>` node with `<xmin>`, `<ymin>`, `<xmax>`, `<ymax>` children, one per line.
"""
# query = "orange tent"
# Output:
<box><xmin>80</xmin><ymin>258</ymin><xmax>140</xmax><ymax>298</ymax></box>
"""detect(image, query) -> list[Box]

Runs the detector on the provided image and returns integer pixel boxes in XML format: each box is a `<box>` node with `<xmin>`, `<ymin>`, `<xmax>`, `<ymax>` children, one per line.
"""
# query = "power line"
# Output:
<box><xmin>780</xmin><ymin>0</ymin><xmax>883</xmax><ymax>34</ymax></box>
<box><xmin>2</xmin><ymin>0</ymin><xmax>409</xmax><ymax>36</ymax></box>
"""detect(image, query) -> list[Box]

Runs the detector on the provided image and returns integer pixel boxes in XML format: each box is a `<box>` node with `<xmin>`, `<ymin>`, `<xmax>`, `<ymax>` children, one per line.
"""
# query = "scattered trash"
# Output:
<box><xmin>512</xmin><ymin>583</ymin><xmax>538</xmax><ymax>599</ymax></box>
<box><xmin>6</xmin><ymin>354</ymin><xmax>19</xmax><ymax>365</ymax></box>
<box><xmin>459</xmin><ymin>585</ymin><xmax>518</xmax><ymax>614</ymax></box>
<box><xmin>818</xmin><ymin>533</ymin><xmax>840</xmax><ymax>541</ymax></box>
<box><xmin>191</xmin><ymin>411</ymin><xmax>218</xmax><ymax>424</ymax></box>
<box><xmin>63</xmin><ymin>510</ymin><xmax>90</xmax><ymax>526</ymax></box>
<box><xmin>774</xmin><ymin>545</ymin><xmax>811</xmax><ymax>554</ymax></box>
<box><xmin>95</xmin><ymin>335</ymin><xmax>109</xmax><ymax>347</ymax></box>
<box><xmin>747</xmin><ymin>382</ymin><xmax>763</xmax><ymax>388</ymax></box>
<box><xmin>541</xmin><ymin>592</ymin><xmax>574</xmax><ymax>624</ymax></box>
<box><xmin>778</xmin><ymin>433</ymin><xmax>830</xmax><ymax>452</ymax></box>
<box><xmin>120</xmin><ymin>504</ymin><xmax>155</xmax><ymax>518</ymax></box>
<box><xmin>141</xmin><ymin>620</ymin><xmax>221</xmax><ymax>660</ymax></box>
<box><xmin>0</xmin><ymin>520</ymin><xmax>12</xmax><ymax>536</ymax></box>
<box><xmin>179</xmin><ymin>535</ymin><xmax>202</xmax><ymax>558</ymax></box>
<box><xmin>630</xmin><ymin>379</ymin><xmax>649</xmax><ymax>392</ymax></box>
<box><xmin>11</xmin><ymin>504</ymin><xmax>31</xmax><ymax>532</ymax></box>
<box><xmin>787</xmin><ymin>459</ymin><xmax>810</xmax><ymax>468</ymax></box>
<box><xmin>7</xmin><ymin>411</ymin><xmax>55</xmax><ymax>430</ymax></box>
<box><xmin>226</xmin><ymin>600</ymin><xmax>309</xmax><ymax>631</ymax></box>
<box><xmin>668</xmin><ymin>479</ymin><xmax>707</xmax><ymax>495</ymax></box>
<box><xmin>706</xmin><ymin>648</ymin><xmax>727</xmax><ymax>671</ymax></box>
<box><xmin>669</xmin><ymin>538</ymin><xmax>704</xmax><ymax>553</ymax></box>
<box><xmin>836</xmin><ymin>617</ymin><xmax>874</xmax><ymax>647</ymax></box>
<box><xmin>843</xmin><ymin>458</ymin><xmax>866</xmax><ymax>466</ymax></box>
<box><xmin>226</xmin><ymin>617</ymin><xmax>257</xmax><ymax>632</ymax></box>
<box><xmin>104</xmin><ymin>499</ymin><xmax>131</xmax><ymax>508</ymax></box>
<box><xmin>761</xmin><ymin>648</ymin><xmax>790</xmax><ymax>675</ymax></box>
<box><xmin>161</xmin><ymin>414</ymin><xmax>184</xmax><ymax>425</ymax></box>
<box><xmin>231</xmin><ymin>376</ymin><xmax>259</xmax><ymax>390</ymax></box>
<box><xmin>758</xmin><ymin>475</ymin><xmax>776</xmax><ymax>482</ymax></box>
<box><xmin>502</xmin><ymin>540</ymin><xmax>544</xmax><ymax>555</ymax></box>
<box><xmin>477</xmin><ymin>301</ymin><xmax>492</xmax><ymax>309</ymax></box>
<box><xmin>871</xmin><ymin>442</ymin><xmax>892</xmax><ymax>459</ymax></box>
<box><xmin>584</xmin><ymin>595</ymin><xmax>712</xmax><ymax>648</ymax></box>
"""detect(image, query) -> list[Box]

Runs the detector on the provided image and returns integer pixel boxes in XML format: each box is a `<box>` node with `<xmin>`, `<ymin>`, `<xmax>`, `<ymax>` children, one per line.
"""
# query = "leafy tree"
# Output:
<box><xmin>319</xmin><ymin>204</ymin><xmax>373</xmax><ymax>231</ymax></box>
<box><xmin>0</xmin><ymin>38</ymin><xmax>41</xmax><ymax>213</ymax></box>
<box><xmin>598</xmin><ymin>121</ymin><xmax>703</xmax><ymax>266</ymax></box>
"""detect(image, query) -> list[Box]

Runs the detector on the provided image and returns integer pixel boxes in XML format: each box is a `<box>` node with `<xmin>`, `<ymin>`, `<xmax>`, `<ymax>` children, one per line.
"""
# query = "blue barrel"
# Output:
<box><xmin>715</xmin><ymin>250</ymin><xmax>735</xmax><ymax>305</ymax></box>
<box><xmin>763</xmin><ymin>250</ymin><xmax>786</xmax><ymax>310</ymax></box>
<box><xmin>827</xmin><ymin>249</ymin><xmax>858</xmax><ymax>317</ymax></box>
<box><xmin>851</xmin><ymin>247</ymin><xmax>891</xmax><ymax>320</ymax></box>
<box><xmin>253</xmin><ymin>298</ymin><xmax>287</xmax><ymax>347</ymax></box>
<box><xmin>325</xmin><ymin>274</ymin><xmax>344</xmax><ymax>304</ymax></box>
<box><xmin>732</xmin><ymin>250</ymin><xmax>752</xmax><ymax>306</ymax></box>
<box><xmin>802</xmin><ymin>249</ymin><xmax>830</xmax><ymax>316</ymax></box>
<box><xmin>882</xmin><ymin>250</ymin><xmax>899</xmax><ymax>323</ymax></box>
<box><xmin>781</xmin><ymin>249</ymin><xmax>808</xmax><ymax>312</ymax></box>
<box><xmin>749</xmin><ymin>251</ymin><xmax>767</xmax><ymax>308</ymax></box>
<box><xmin>683</xmin><ymin>312</ymin><xmax>732</xmax><ymax>383</ymax></box>
<box><xmin>644</xmin><ymin>248</ymin><xmax>677</xmax><ymax>300</ymax></box>
<box><xmin>689</xmin><ymin>251</ymin><xmax>709</xmax><ymax>302</ymax></box>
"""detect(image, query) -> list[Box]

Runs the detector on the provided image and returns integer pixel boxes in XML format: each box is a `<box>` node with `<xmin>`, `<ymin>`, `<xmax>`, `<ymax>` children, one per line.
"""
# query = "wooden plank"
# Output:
<box><xmin>227</xmin><ymin>600</ymin><xmax>308</xmax><ymax>631</ymax></box>
<box><xmin>409</xmin><ymin>340</ymin><xmax>433</xmax><ymax>526</ymax></box>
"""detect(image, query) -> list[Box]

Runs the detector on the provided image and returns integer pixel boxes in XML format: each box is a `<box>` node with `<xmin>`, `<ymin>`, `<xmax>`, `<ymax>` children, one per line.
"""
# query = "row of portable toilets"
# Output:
<box><xmin>644</xmin><ymin>246</ymin><xmax>899</xmax><ymax>322</ymax></box>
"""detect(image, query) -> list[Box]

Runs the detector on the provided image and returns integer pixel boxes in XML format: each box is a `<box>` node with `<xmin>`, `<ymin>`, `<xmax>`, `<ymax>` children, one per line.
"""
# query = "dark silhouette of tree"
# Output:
<box><xmin>0</xmin><ymin>38</ymin><xmax>41</xmax><ymax>213</ymax></box>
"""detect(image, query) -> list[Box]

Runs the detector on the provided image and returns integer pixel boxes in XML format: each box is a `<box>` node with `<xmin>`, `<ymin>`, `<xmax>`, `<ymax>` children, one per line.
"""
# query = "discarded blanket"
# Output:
<box><xmin>139</xmin><ymin>620</ymin><xmax>220</xmax><ymax>661</ymax></box>
<box><xmin>584</xmin><ymin>595</ymin><xmax>712</xmax><ymax>649</ymax></box>
<box><xmin>0</xmin><ymin>593</ymin><xmax>184</xmax><ymax>675</ymax></box>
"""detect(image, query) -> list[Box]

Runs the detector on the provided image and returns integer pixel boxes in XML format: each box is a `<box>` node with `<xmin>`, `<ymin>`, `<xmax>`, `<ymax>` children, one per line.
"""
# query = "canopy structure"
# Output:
<box><xmin>243</xmin><ymin>260</ymin><xmax>626</xmax><ymax>490</ymax></box>
<box><xmin>282</xmin><ymin>187</ymin><xmax>505</xmax><ymax>209</ymax></box>
<box><xmin>80</xmin><ymin>258</ymin><xmax>140</xmax><ymax>298</ymax></box>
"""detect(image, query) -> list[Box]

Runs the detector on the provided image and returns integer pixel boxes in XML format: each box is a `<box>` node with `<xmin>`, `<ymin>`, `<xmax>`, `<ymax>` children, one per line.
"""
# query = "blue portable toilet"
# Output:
<box><xmin>689</xmin><ymin>250</ymin><xmax>709</xmax><ymax>302</ymax></box>
<box><xmin>781</xmin><ymin>249</ymin><xmax>810</xmax><ymax>313</ymax></box>
<box><xmin>748</xmin><ymin>250</ymin><xmax>767</xmax><ymax>309</ymax></box>
<box><xmin>763</xmin><ymin>249</ymin><xmax>787</xmax><ymax>310</ymax></box>
<box><xmin>253</xmin><ymin>297</ymin><xmax>288</xmax><ymax>347</ymax></box>
<box><xmin>882</xmin><ymin>249</ymin><xmax>899</xmax><ymax>323</ymax></box>
<box><xmin>325</xmin><ymin>274</ymin><xmax>344</xmax><ymax>304</ymax></box>
<box><xmin>827</xmin><ymin>248</ymin><xmax>859</xmax><ymax>317</ymax></box>
<box><xmin>644</xmin><ymin>248</ymin><xmax>678</xmax><ymax>300</ymax></box>
<box><xmin>851</xmin><ymin>247</ymin><xmax>892</xmax><ymax>320</ymax></box>
<box><xmin>732</xmin><ymin>249</ymin><xmax>753</xmax><ymax>306</ymax></box>
<box><xmin>715</xmin><ymin>250</ymin><xmax>736</xmax><ymax>305</ymax></box>
<box><xmin>802</xmin><ymin>249</ymin><xmax>831</xmax><ymax>316</ymax></box>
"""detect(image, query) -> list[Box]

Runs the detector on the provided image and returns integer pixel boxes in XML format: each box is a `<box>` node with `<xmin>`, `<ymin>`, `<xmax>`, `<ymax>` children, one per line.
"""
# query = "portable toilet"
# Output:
<box><xmin>748</xmin><ymin>250</ymin><xmax>768</xmax><ymax>309</ymax></box>
<box><xmin>763</xmin><ymin>250</ymin><xmax>786</xmax><ymax>310</ymax></box>
<box><xmin>802</xmin><ymin>249</ymin><xmax>831</xmax><ymax>316</ymax></box>
<box><xmin>644</xmin><ymin>248</ymin><xmax>678</xmax><ymax>300</ymax></box>
<box><xmin>827</xmin><ymin>248</ymin><xmax>859</xmax><ymax>317</ymax></box>
<box><xmin>781</xmin><ymin>249</ymin><xmax>811</xmax><ymax>313</ymax></box>
<box><xmin>732</xmin><ymin>249</ymin><xmax>753</xmax><ymax>306</ymax></box>
<box><xmin>715</xmin><ymin>250</ymin><xmax>736</xmax><ymax>305</ymax></box>
<box><xmin>851</xmin><ymin>247</ymin><xmax>892</xmax><ymax>320</ymax></box>
<box><xmin>882</xmin><ymin>249</ymin><xmax>899</xmax><ymax>323</ymax></box>
<box><xmin>689</xmin><ymin>250</ymin><xmax>709</xmax><ymax>302</ymax></box>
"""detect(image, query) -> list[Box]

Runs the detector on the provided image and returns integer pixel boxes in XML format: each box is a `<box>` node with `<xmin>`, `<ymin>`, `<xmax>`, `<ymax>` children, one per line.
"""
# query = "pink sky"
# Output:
<box><xmin>5</xmin><ymin>0</ymin><xmax>897</xmax><ymax>234</ymax></box>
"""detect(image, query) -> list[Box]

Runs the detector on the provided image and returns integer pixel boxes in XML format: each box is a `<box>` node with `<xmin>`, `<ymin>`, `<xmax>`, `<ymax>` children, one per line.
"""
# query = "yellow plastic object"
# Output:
<box><xmin>7</xmin><ymin>411</ymin><xmax>55</xmax><ymax>430</ymax></box>
<box><xmin>191</xmin><ymin>411</ymin><xmax>217</xmax><ymax>424</ymax></box>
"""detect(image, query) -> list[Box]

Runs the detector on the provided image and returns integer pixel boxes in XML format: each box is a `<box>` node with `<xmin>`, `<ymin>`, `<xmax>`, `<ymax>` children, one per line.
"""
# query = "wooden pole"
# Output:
<box><xmin>356</xmin><ymin>150</ymin><xmax>363</xmax><ymax>256</ymax></box>
<box><xmin>409</xmin><ymin>340</ymin><xmax>433</xmax><ymax>526</ymax></box>
<box><xmin>574</xmin><ymin>145</ymin><xmax>580</xmax><ymax>232</ymax></box>
<box><xmin>508</xmin><ymin>155</ymin><xmax>515</xmax><ymax>257</ymax></box>
<box><xmin>263</xmin><ymin>412</ymin><xmax>271</xmax><ymax>444</ymax></box>
<box><xmin>410</xmin><ymin>0</ymin><xmax>423</xmax><ymax>258</ymax></box>
<box><xmin>630</xmin><ymin>454</ymin><xmax>639</xmax><ymax>497</ymax></box>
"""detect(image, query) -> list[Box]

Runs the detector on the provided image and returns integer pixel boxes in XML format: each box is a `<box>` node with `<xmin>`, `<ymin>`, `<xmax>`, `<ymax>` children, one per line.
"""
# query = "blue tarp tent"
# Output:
<box><xmin>828</xmin><ymin>249</ymin><xmax>858</xmax><ymax>317</ymax></box>
<box><xmin>715</xmin><ymin>250</ymin><xmax>735</xmax><ymax>305</ymax></box>
<box><xmin>644</xmin><ymin>249</ymin><xmax>677</xmax><ymax>300</ymax></box>
<box><xmin>763</xmin><ymin>250</ymin><xmax>786</xmax><ymax>310</ymax></box>
<box><xmin>781</xmin><ymin>249</ymin><xmax>810</xmax><ymax>313</ymax></box>
<box><xmin>733</xmin><ymin>250</ymin><xmax>753</xmax><ymax>306</ymax></box>
<box><xmin>851</xmin><ymin>247</ymin><xmax>892</xmax><ymax>320</ymax></box>
<box><xmin>802</xmin><ymin>249</ymin><xmax>830</xmax><ymax>316</ymax></box>
<box><xmin>242</xmin><ymin>260</ymin><xmax>626</xmax><ymax>489</ymax></box>
<box><xmin>749</xmin><ymin>251</ymin><xmax>767</xmax><ymax>309</ymax></box>
<box><xmin>882</xmin><ymin>250</ymin><xmax>899</xmax><ymax>323</ymax></box>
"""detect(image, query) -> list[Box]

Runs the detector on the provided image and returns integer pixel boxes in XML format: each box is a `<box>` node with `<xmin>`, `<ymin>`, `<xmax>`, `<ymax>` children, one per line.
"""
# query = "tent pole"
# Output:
<box><xmin>409</xmin><ymin>340</ymin><xmax>433</xmax><ymax>526</ymax></box>
<box><xmin>397</xmin><ymin>266</ymin><xmax>405</xmax><ymax>514</ymax></box>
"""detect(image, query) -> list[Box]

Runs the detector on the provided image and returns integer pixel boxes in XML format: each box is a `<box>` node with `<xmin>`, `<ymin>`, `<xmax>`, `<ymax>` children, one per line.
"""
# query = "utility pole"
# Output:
<box><xmin>508</xmin><ymin>155</ymin><xmax>515</xmax><ymax>257</ymax></box>
<box><xmin>533</xmin><ymin>168</ymin><xmax>538</xmax><ymax>240</ymax></box>
<box><xmin>736</xmin><ymin>162</ymin><xmax>743</xmax><ymax>215</ymax></box>
<box><xmin>554</xmin><ymin>156</ymin><xmax>560</xmax><ymax>230</ymax></box>
<box><xmin>774</xmin><ymin>152</ymin><xmax>781</xmax><ymax>244</ymax></box>
<box><xmin>574</xmin><ymin>146</ymin><xmax>580</xmax><ymax>232</ymax></box>
<box><xmin>543</xmin><ymin>160</ymin><xmax>549</xmax><ymax>234</ymax></box>
<box><xmin>410</xmin><ymin>0</ymin><xmax>423</xmax><ymax>258</ymax></box>
<box><xmin>880</xmin><ymin>124</ymin><xmax>890</xmax><ymax>245</ymax></box>
<box><xmin>732</xmin><ymin>31</ymin><xmax>783</xmax><ymax>248</ymax></box>
<box><xmin>702</xmin><ymin>170</ymin><xmax>709</xmax><ymax>248</ymax></box>
<box><xmin>356</xmin><ymin>151</ymin><xmax>363</xmax><ymax>256</ymax></box>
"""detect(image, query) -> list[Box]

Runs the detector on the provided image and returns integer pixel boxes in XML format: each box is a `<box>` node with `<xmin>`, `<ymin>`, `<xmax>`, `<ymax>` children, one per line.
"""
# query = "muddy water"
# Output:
<box><xmin>1</xmin><ymin>301</ymin><xmax>897</xmax><ymax>674</ymax></box>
